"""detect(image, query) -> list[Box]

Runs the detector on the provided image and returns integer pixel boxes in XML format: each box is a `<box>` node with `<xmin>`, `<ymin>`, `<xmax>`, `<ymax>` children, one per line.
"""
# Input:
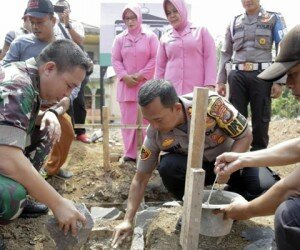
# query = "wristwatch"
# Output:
<box><xmin>65</xmin><ymin>23</ymin><xmax>72</xmax><ymax>29</ymax></box>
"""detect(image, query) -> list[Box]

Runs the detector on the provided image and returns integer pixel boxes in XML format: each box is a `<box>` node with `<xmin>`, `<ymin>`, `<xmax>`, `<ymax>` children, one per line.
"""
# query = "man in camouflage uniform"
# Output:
<box><xmin>111</xmin><ymin>79</ymin><xmax>280</xmax><ymax>247</ymax></box>
<box><xmin>0</xmin><ymin>40</ymin><xmax>92</xmax><ymax>241</ymax></box>
<box><xmin>216</xmin><ymin>0</ymin><xmax>287</xmax><ymax>151</ymax></box>
<box><xmin>2</xmin><ymin>0</ymin><xmax>77</xmax><ymax>181</ymax></box>
<box><xmin>1</xmin><ymin>0</ymin><xmax>77</xmax><ymax>219</ymax></box>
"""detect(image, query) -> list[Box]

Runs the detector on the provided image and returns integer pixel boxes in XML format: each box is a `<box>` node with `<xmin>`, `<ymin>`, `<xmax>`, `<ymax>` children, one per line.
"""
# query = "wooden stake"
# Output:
<box><xmin>181</xmin><ymin>168</ymin><xmax>205</xmax><ymax>249</ymax></box>
<box><xmin>136</xmin><ymin>107</ymin><xmax>143</xmax><ymax>157</ymax></box>
<box><xmin>180</xmin><ymin>88</ymin><xmax>208</xmax><ymax>249</ymax></box>
<box><xmin>91</xmin><ymin>89</ymin><xmax>97</xmax><ymax>124</ymax></box>
<box><xmin>102</xmin><ymin>106</ymin><xmax>110</xmax><ymax>170</ymax></box>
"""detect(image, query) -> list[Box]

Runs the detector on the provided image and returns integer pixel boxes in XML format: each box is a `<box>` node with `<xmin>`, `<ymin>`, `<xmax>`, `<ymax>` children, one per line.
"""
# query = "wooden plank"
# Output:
<box><xmin>136</xmin><ymin>107</ymin><xmax>143</xmax><ymax>156</ymax></box>
<box><xmin>181</xmin><ymin>169</ymin><xmax>205</xmax><ymax>249</ymax></box>
<box><xmin>180</xmin><ymin>87</ymin><xmax>208</xmax><ymax>249</ymax></box>
<box><xmin>91</xmin><ymin>89</ymin><xmax>97</xmax><ymax>124</ymax></box>
<box><xmin>102</xmin><ymin>106</ymin><xmax>110</xmax><ymax>170</ymax></box>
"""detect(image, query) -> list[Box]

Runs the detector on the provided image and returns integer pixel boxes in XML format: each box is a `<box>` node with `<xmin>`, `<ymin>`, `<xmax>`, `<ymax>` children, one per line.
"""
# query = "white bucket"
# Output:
<box><xmin>200</xmin><ymin>190</ymin><xmax>245</xmax><ymax>237</ymax></box>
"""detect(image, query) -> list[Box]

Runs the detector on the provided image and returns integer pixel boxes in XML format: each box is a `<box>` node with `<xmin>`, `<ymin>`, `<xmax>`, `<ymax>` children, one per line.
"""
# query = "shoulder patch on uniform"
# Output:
<box><xmin>208</xmin><ymin>96</ymin><xmax>234</xmax><ymax>124</ymax></box>
<box><xmin>140</xmin><ymin>146</ymin><xmax>152</xmax><ymax>161</ymax></box>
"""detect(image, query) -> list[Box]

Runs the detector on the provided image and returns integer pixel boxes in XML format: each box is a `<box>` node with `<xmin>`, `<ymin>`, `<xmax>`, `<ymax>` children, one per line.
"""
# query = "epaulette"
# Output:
<box><xmin>234</xmin><ymin>13</ymin><xmax>243</xmax><ymax>19</ymax></box>
<box><xmin>265</xmin><ymin>10</ymin><xmax>279</xmax><ymax>15</ymax></box>
<box><xmin>147</xmin><ymin>125</ymin><xmax>157</xmax><ymax>138</ymax></box>
<box><xmin>230</xmin><ymin>13</ymin><xmax>243</xmax><ymax>38</ymax></box>
<box><xmin>263</xmin><ymin>10</ymin><xmax>283</xmax><ymax>18</ymax></box>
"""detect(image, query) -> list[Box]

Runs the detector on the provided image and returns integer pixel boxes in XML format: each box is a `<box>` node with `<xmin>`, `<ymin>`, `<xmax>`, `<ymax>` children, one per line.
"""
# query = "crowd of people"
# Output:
<box><xmin>0</xmin><ymin>0</ymin><xmax>299</xmax><ymax>249</ymax></box>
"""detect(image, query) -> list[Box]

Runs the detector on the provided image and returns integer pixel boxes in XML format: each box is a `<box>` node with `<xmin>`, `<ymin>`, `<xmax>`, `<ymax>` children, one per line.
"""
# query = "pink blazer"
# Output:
<box><xmin>155</xmin><ymin>23</ymin><xmax>217</xmax><ymax>95</ymax></box>
<box><xmin>112</xmin><ymin>28</ymin><xmax>159</xmax><ymax>102</ymax></box>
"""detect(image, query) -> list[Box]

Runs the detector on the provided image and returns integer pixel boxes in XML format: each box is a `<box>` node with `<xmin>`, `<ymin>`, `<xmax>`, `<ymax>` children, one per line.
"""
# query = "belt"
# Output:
<box><xmin>232</xmin><ymin>62</ymin><xmax>272</xmax><ymax>71</ymax></box>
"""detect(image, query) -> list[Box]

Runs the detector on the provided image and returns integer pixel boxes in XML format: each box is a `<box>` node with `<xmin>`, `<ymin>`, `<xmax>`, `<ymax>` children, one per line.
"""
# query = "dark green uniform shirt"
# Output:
<box><xmin>0</xmin><ymin>58</ymin><xmax>40</xmax><ymax>150</ymax></box>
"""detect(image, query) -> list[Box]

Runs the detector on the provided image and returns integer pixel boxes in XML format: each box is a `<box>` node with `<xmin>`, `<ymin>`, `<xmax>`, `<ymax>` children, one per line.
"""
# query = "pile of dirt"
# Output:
<box><xmin>0</xmin><ymin>119</ymin><xmax>299</xmax><ymax>249</ymax></box>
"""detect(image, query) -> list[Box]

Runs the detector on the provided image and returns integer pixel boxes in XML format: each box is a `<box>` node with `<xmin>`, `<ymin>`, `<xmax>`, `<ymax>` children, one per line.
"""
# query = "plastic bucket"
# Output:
<box><xmin>200</xmin><ymin>190</ymin><xmax>245</xmax><ymax>237</ymax></box>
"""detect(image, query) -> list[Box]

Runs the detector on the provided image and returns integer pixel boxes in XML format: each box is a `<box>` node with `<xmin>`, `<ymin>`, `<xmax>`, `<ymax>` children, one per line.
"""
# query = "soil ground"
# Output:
<box><xmin>1</xmin><ymin>119</ymin><xmax>299</xmax><ymax>249</ymax></box>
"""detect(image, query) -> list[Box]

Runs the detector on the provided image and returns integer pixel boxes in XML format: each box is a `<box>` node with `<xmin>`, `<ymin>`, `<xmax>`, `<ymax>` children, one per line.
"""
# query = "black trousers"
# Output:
<box><xmin>157</xmin><ymin>153</ymin><xmax>280</xmax><ymax>201</ymax></box>
<box><xmin>228</xmin><ymin>70</ymin><xmax>273</xmax><ymax>151</ymax></box>
<box><xmin>275</xmin><ymin>197</ymin><xmax>300</xmax><ymax>250</ymax></box>
<box><xmin>68</xmin><ymin>76</ymin><xmax>89</xmax><ymax>136</ymax></box>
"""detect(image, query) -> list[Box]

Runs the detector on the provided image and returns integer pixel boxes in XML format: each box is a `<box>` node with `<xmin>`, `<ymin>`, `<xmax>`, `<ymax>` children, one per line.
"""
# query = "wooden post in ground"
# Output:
<box><xmin>102</xmin><ymin>106</ymin><xmax>110</xmax><ymax>170</ymax></box>
<box><xmin>136</xmin><ymin>107</ymin><xmax>143</xmax><ymax>157</ymax></box>
<box><xmin>91</xmin><ymin>89</ymin><xmax>97</xmax><ymax>124</ymax></box>
<box><xmin>180</xmin><ymin>88</ymin><xmax>208</xmax><ymax>250</ymax></box>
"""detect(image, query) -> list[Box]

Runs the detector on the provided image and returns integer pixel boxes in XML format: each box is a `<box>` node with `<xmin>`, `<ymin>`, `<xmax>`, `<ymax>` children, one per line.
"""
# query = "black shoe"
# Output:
<box><xmin>55</xmin><ymin>169</ymin><xmax>73</xmax><ymax>179</ymax></box>
<box><xmin>175</xmin><ymin>216</ymin><xmax>182</xmax><ymax>234</ymax></box>
<box><xmin>19</xmin><ymin>200</ymin><xmax>49</xmax><ymax>218</ymax></box>
<box><xmin>0</xmin><ymin>235</ymin><xmax>5</xmax><ymax>250</ymax></box>
<box><xmin>121</xmin><ymin>157</ymin><xmax>136</xmax><ymax>168</ymax></box>
<box><xmin>123</xmin><ymin>157</ymin><xmax>136</xmax><ymax>162</ymax></box>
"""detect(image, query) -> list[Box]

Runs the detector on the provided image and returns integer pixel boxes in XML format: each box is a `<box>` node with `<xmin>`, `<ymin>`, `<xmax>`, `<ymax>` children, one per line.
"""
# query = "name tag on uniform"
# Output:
<box><xmin>257</xmin><ymin>24</ymin><xmax>271</xmax><ymax>29</ymax></box>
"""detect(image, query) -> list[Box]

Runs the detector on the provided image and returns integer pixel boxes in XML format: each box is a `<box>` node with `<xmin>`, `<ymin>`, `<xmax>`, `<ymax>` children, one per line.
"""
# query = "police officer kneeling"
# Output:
<box><xmin>111</xmin><ymin>79</ymin><xmax>280</xmax><ymax>248</ymax></box>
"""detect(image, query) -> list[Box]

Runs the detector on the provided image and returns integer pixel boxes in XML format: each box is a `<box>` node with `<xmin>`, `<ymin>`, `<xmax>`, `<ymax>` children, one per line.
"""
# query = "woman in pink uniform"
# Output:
<box><xmin>112</xmin><ymin>3</ymin><xmax>159</xmax><ymax>163</ymax></box>
<box><xmin>155</xmin><ymin>0</ymin><xmax>217</xmax><ymax>95</ymax></box>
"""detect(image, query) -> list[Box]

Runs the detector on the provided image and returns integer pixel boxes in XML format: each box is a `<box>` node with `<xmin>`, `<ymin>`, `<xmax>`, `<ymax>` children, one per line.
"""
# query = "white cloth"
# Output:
<box><xmin>54</xmin><ymin>20</ymin><xmax>85</xmax><ymax>39</ymax></box>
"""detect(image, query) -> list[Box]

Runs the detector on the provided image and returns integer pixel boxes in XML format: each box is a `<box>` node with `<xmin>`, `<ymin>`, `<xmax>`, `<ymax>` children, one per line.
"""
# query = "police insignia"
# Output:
<box><xmin>211</xmin><ymin>134</ymin><xmax>226</xmax><ymax>144</ymax></box>
<box><xmin>209</xmin><ymin>97</ymin><xmax>234</xmax><ymax>123</ymax></box>
<box><xmin>140</xmin><ymin>146</ymin><xmax>151</xmax><ymax>160</ymax></box>
<box><xmin>206</xmin><ymin>117</ymin><xmax>216</xmax><ymax>129</ymax></box>
<box><xmin>259</xmin><ymin>38</ymin><xmax>266</xmax><ymax>45</ymax></box>
<box><xmin>187</xmin><ymin>107</ymin><xmax>192</xmax><ymax>118</ymax></box>
<box><xmin>162</xmin><ymin>138</ymin><xmax>174</xmax><ymax>147</ymax></box>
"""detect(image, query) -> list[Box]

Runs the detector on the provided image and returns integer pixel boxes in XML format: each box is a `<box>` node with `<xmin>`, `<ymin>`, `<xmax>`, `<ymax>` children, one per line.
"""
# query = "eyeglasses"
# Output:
<box><xmin>29</xmin><ymin>16</ymin><xmax>52</xmax><ymax>27</ymax></box>
<box><xmin>124</xmin><ymin>16</ymin><xmax>137</xmax><ymax>22</ymax></box>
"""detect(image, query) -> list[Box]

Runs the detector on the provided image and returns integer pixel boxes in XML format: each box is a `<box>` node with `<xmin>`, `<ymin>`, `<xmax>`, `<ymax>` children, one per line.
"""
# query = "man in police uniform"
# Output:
<box><xmin>0</xmin><ymin>40</ymin><xmax>92</xmax><ymax>247</ymax></box>
<box><xmin>216</xmin><ymin>0</ymin><xmax>287</xmax><ymax>151</ymax></box>
<box><xmin>214</xmin><ymin>24</ymin><xmax>300</xmax><ymax>249</ymax></box>
<box><xmin>111</xmin><ymin>79</ymin><xmax>280</xmax><ymax>248</ymax></box>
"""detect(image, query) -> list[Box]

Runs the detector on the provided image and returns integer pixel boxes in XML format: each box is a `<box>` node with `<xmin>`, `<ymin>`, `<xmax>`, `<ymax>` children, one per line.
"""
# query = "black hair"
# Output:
<box><xmin>36</xmin><ymin>39</ymin><xmax>93</xmax><ymax>75</ymax></box>
<box><xmin>138</xmin><ymin>79</ymin><xmax>179</xmax><ymax>108</ymax></box>
<box><xmin>56</xmin><ymin>0</ymin><xmax>71</xmax><ymax>11</ymax></box>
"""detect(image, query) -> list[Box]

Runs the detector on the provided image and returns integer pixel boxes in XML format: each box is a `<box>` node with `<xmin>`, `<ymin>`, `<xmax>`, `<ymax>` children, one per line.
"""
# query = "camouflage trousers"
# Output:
<box><xmin>0</xmin><ymin>175</ymin><xmax>27</xmax><ymax>223</ymax></box>
<box><xmin>0</xmin><ymin>126</ymin><xmax>52</xmax><ymax>223</ymax></box>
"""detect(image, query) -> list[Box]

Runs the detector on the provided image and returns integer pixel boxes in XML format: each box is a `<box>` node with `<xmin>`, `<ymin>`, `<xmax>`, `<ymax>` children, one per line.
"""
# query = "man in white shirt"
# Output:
<box><xmin>54</xmin><ymin>0</ymin><xmax>91</xmax><ymax>144</ymax></box>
